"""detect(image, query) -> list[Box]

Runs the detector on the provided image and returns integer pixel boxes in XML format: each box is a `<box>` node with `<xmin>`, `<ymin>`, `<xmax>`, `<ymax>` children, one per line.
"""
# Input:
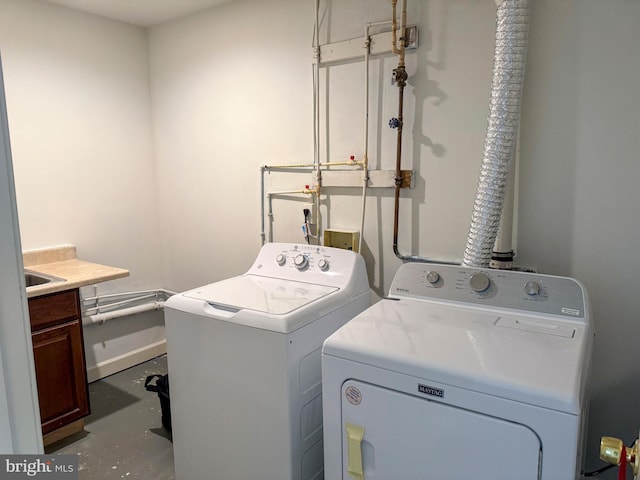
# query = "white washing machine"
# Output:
<box><xmin>164</xmin><ymin>243</ymin><xmax>372</xmax><ymax>480</ymax></box>
<box><xmin>322</xmin><ymin>262</ymin><xmax>594</xmax><ymax>480</ymax></box>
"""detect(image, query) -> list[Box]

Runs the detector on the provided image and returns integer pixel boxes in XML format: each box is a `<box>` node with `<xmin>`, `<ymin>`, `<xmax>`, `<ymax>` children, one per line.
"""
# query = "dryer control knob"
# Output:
<box><xmin>426</xmin><ymin>271</ymin><xmax>440</xmax><ymax>284</ymax></box>
<box><xmin>469</xmin><ymin>272</ymin><xmax>491</xmax><ymax>293</ymax></box>
<box><xmin>294</xmin><ymin>254</ymin><xmax>308</xmax><ymax>270</ymax></box>
<box><xmin>524</xmin><ymin>281</ymin><xmax>541</xmax><ymax>296</ymax></box>
<box><xmin>276</xmin><ymin>254</ymin><xmax>287</xmax><ymax>266</ymax></box>
<box><xmin>318</xmin><ymin>259</ymin><xmax>330</xmax><ymax>271</ymax></box>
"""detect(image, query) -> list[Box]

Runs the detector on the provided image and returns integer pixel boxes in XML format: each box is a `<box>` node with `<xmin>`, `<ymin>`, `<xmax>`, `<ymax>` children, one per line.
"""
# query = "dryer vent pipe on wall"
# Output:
<box><xmin>462</xmin><ymin>0</ymin><xmax>530</xmax><ymax>268</ymax></box>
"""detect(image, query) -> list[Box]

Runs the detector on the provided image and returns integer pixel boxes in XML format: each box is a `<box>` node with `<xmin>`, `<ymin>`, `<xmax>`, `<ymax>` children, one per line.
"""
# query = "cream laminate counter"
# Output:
<box><xmin>24</xmin><ymin>245</ymin><xmax>129</xmax><ymax>298</ymax></box>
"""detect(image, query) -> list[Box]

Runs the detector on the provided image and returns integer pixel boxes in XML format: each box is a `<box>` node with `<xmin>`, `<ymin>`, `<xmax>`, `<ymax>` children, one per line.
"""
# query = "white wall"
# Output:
<box><xmin>149</xmin><ymin>0</ymin><xmax>315</xmax><ymax>290</ymax></box>
<box><xmin>0</xmin><ymin>0</ymin><xmax>165</xmax><ymax>377</ymax></box>
<box><xmin>150</xmin><ymin>0</ymin><xmax>640</xmax><ymax>476</ymax></box>
<box><xmin>0</xmin><ymin>0</ymin><xmax>639</xmax><ymax>475</ymax></box>
<box><xmin>0</xmin><ymin>0</ymin><xmax>161</xmax><ymax>283</ymax></box>
<box><xmin>518</xmin><ymin>0</ymin><xmax>640</xmax><ymax>475</ymax></box>
<box><xmin>149</xmin><ymin>0</ymin><xmax>495</xmax><ymax>294</ymax></box>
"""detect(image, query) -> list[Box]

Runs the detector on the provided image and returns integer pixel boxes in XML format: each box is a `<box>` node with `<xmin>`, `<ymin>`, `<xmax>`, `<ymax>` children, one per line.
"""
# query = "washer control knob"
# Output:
<box><xmin>294</xmin><ymin>254</ymin><xmax>308</xmax><ymax>270</ymax></box>
<box><xmin>426</xmin><ymin>270</ymin><xmax>440</xmax><ymax>284</ymax></box>
<box><xmin>469</xmin><ymin>272</ymin><xmax>491</xmax><ymax>293</ymax></box>
<box><xmin>276</xmin><ymin>254</ymin><xmax>287</xmax><ymax>266</ymax></box>
<box><xmin>524</xmin><ymin>280</ymin><xmax>541</xmax><ymax>296</ymax></box>
<box><xmin>318</xmin><ymin>259</ymin><xmax>330</xmax><ymax>271</ymax></box>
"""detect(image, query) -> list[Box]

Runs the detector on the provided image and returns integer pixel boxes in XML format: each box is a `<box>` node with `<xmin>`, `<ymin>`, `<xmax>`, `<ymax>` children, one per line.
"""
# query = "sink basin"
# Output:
<box><xmin>24</xmin><ymin>270</ymin><xmax>65</xmax><ymax>288</ymax></box>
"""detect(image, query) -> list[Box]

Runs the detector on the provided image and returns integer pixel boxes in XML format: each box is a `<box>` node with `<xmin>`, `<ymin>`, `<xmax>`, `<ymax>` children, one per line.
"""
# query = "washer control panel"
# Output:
<box><xmin>390</xmin><ymin>262</ymin><xmax>587</xmax><ymax>319</ymax></box>
<box><xmin>271</xmin><ymin>247</ymin><xmax>329</xmax><ymax>272</ymax></box>
<box><xmin>247</xmin><ymin>243</ymin><xmax>367</xmax><ymax>292</ymax></box>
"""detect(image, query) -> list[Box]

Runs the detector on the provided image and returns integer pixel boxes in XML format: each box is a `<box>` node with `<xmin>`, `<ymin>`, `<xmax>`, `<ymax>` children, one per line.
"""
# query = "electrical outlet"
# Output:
<box><xmin>303</xmin><ymin>203</ymin><xmax>317</xmax><ymax>224</ymax></box>
<box><xmin>404</xmin><ymin>25</ymin><xmax>418</xmax><ymax>49</ymax></box>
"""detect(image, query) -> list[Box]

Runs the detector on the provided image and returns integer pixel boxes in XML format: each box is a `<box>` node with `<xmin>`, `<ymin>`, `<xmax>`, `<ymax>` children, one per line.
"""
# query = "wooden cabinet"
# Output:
<box><xmin>28</xmin><ymin>289</ymin><xmax>90</xmax><ymax>437</ymax></box>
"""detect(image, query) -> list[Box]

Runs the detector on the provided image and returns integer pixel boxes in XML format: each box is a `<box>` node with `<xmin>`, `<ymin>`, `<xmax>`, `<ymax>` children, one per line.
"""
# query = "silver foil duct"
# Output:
<box><xmin>462</xmin><ymin>0</ymin><xmax>530</xmax><ymax>267</ymax></box>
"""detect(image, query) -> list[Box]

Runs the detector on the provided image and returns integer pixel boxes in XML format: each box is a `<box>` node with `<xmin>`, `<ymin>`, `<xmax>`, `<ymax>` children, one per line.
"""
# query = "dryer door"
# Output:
<box><xmin>340</xmin><ymin>381</ymin><xmax>541</xmax><ymax>480</ymax></box>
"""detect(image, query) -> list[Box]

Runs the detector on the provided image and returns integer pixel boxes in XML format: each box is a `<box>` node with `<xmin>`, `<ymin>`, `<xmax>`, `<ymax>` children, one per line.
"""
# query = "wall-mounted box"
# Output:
<box><xmin>324</xmin><ymin>229</ymin><xmax>360</xmax><ymax>253</ymax></box>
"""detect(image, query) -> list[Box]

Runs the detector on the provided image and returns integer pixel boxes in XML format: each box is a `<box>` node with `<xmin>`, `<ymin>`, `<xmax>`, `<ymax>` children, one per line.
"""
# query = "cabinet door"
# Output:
<box><xmin>32</xmin><ymin>320</ymin><xmax>90</xmax><ymax>434</ymax></box>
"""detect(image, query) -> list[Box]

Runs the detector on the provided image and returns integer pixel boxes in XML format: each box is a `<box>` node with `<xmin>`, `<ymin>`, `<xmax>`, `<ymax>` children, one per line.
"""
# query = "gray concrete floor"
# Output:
<box><xmin>48</xmin><ymin>355</ymin><xmax>174</xmax><ymax>479</ymax></box>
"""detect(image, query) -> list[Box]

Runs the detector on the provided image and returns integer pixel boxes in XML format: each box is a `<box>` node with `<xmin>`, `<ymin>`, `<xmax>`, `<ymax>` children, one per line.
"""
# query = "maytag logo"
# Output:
<box><xmin>418</xmin><ymin>384</ymin><xmax>444</xmax><ymax>398</ymax></box>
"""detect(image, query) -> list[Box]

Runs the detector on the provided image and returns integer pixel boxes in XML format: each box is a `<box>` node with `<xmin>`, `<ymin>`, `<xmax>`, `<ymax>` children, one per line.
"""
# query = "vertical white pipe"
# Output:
<box><xmin>359</xmin><ymin>25</ymin><xmax>372</xmax><ymax>254</ymax></box>
<box><xmin>314</xmin><ymin>0</ymin><xmax>322</xmax><ymax>243</ymax></box>
<box><xmin>314</xmin><ymin>0</ymin><xmax>320</xmax><ymax>171</ymax></box>
<box><xmin>260</xmin><ymin>166</ymin><xmax>266</xmax><ymax>244</ymax></box>
<box><xmin>492</xmin><ymin>124</ymin><xmax>520</xmax><ymax>262</ymax></box>
<box><xmin>494</xmin><ymin>163</ymin><xmax>515</xmax><ymax>254</ymax></box>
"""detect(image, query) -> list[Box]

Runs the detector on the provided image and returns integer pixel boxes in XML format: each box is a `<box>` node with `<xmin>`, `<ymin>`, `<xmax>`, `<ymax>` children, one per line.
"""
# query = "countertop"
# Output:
<box><xmin>24</xmin><ymin>245</ymin><xmax>129</xmax><ymax>298</ymax></box>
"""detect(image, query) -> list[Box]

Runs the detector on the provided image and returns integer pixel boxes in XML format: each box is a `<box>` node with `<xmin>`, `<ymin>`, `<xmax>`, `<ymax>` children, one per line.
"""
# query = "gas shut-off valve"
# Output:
<box><xmin>600</xmin><ymin>436</ymin><xmax>640</xmax><ymax>478</ymax></box>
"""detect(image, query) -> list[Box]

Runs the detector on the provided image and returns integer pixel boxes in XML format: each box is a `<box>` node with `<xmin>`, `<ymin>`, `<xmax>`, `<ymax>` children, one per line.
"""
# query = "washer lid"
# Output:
<box><xmin>183</xmin><ymin>274</ymin><xmax>338</xmax><ymax>315</ymax></box>
<box><xmin>323</xmin><ymin>298</ymin><xmax>592</xmax><ymax>414</ymax></box>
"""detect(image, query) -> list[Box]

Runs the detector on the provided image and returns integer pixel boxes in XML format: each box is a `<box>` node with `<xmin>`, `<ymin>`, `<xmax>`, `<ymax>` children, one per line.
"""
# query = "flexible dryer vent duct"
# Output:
<box><xmin>463</xmin><ymin>0</ymin><xmax>530</xmax><ymax>267</ymax></box>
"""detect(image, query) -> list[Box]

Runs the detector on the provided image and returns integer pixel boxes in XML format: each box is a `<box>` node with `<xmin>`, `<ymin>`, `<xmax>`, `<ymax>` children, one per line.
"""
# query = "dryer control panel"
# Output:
<box><xmin>389</xmin><ymin>263</ymin><xmax>587</xmax><ymax>320</ymax></box>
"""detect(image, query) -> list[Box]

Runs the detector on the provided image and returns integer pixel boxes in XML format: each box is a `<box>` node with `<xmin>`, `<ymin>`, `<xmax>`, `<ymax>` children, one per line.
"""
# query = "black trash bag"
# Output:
<box><xmin>145</xmin><ymin>374</ymin><xmax>171</xmax><ymax>431</ymax></box>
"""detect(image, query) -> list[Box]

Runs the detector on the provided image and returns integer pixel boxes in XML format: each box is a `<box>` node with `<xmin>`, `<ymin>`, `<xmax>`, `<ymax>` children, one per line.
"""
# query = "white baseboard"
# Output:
<box><xmin>86</xmin><ymin>340</ymin><xmax>167</xmax><ymax>383</ymax></box>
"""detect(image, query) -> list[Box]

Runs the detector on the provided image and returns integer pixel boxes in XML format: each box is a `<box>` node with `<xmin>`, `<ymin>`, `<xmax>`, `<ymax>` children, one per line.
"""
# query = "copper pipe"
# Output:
<box><xmin>392</xmin><ymin>0</ymin><xmax>409</xmax><ymax>259</ymax></box>
<box><xmin>390</xmin><ymin>1</ymin><xmax>457</xmax><ymax>265</ymax></box>
<box><xmin>392</xmin><ymin>66</ymin><xmax>407</xmax><ymax>259</ymax></box>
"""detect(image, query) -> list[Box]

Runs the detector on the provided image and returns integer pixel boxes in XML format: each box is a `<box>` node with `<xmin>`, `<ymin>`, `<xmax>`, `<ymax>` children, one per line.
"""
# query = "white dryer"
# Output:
<box><xmin>322</xmin><ymin>262</ymin><xmax>593</xmax><ymax>480</ymax></box>
<box><xmin>165</xmin><ymin>243</ymin><xmax>372</xmax><ymax>480</ymax></box>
